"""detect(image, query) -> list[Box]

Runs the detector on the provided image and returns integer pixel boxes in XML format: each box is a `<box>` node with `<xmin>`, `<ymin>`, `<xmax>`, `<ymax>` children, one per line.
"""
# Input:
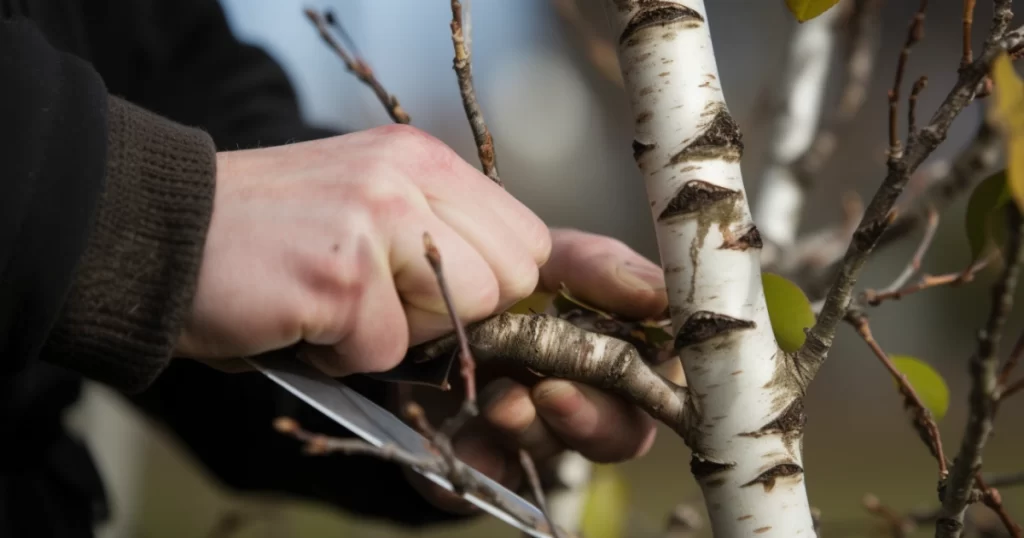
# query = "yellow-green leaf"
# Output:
<box><xmin>889</xmin><ymin>355</ymin><xmax>950</xmax><ymax>421</ymax></box>
<box><xmin>964</xmin><ymin>171</ymin><xmax>1011</xmax><ymax>262</ymax></box>
<box><xmin>506</xmin><ymin>291</ymin><xmax>554</xmax><ymax>315</ymax></box>
<box><xmin>989</xmin><ymin>52</ymin><xmax>1024</xmax><ymax>212</ymax></box>
<box><xmin>552</xmin><ymin>283</ymin><xmax>613</xmax><ymax>319</ymax></box>
<box><xmin>579</xmin><ymin>465</ymin><xmax>629</xmax><ymax>538</ymax></box>
<box><xmin>785</xmin><ymin>0</ymin><xmax>840</xmax><ymax>22</ymax></box>
<box><xmin>762</xmin><ymin>272</ymin><xmax>815</xmax><ymax>352</ymax></box>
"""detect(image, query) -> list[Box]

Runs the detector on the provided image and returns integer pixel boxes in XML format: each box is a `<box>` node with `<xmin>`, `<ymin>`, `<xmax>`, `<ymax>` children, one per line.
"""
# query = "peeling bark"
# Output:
<box><xmin>603</xmin><ymin>1</ymin><xmax>814</xmax><ymax>535</ymax></box>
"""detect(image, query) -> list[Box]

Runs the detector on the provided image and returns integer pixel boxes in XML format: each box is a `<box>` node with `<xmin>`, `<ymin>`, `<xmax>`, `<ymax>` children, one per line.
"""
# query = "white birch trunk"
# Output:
<box><xmin>752</xmin><ymin>6</ymin><xmax>840</xmax><ymax>246</ymax></box>
<box><xmin>601</xmin><ymin>1</ymin><xmax>814</xmax><ymax>536</ymax></box>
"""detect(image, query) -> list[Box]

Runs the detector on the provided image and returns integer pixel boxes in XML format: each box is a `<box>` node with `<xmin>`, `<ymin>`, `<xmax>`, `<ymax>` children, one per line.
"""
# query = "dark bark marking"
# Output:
<box><xmin>620</xmin><ymin>2</ymin><xmax>704</xmax><ymax>46</ymax></box>
<box><xmin>675</xmin><ymin>311</ymin><xmax>756</xmax><ymax>350</ymax></box>
<box><xmin>705</xmin><ymin>477</ymin><xmax>726</xmax><ymax>488</ymax></box>
<box><xmin>639</xmin><ymin>85</ymin><xmax>656</xmax><ymax>96</ymax></box>
<box><xmin>742</xmin><ymin>464</ymin><xmax>803</xmax><ymax>493</ymax></box>
<box><xmin>690</xmin><ymin>453</ymin><xmax>735</xmax><ymax>479</ymax></box>
<box><xmin>738</xmin><ymin>515</ymin><xmax>753</xmax><ymax>521</ymax></box>
<box><xmin>657</xmin><ymin>180</ymin><xmax>738</xmax><ymax>222</ymax></box>
<box><xmin>721</xmin><ymin>225</ymin><xmax>762</xmax><ymax>251</ymax></box>
<box><xmin>731</xmin><ymin>369</ymin><xmax>744</xmax><ymax>375</ymax></box>
<box><xmin>754</xmin><ymin>527</ymin><xmax>773</xmax><ymax>534</ymax></box>
<box><xmin>636</xmin><ymin>111</ymin><xmax>653</xmax><ymax>124</ymax></box>
<box><xmin>740</xmin><ymin>398</ymin><xmax>806</xmax><ymax>455</ymax></box>
<box><xmin>632</xmin><ymin>139</ymin><xmax>656</xmax><ymax>161</ymax></box>
<box><xmin>668</xmin><ymin>104</ymin><xmax>743</xmax><ymax>164</ymax></box>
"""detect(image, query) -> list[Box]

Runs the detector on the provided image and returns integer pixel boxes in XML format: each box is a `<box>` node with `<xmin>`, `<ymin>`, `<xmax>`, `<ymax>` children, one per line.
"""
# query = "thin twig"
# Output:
<box><xmin>449</xmin><ymin>0</ymin><xmax>501</xmax><ymax>186</ymax></box>
<box><xmin>847</xmin><ymin>312</ymin><xmax>948</xmax><ymax>478</ymax></box>
<box><xmin>887</xmin><ymin>0</ymin><xmax>929</xmax><ymax>161</ymax></box>
<box><xmin>864</xmin><ymin>204</ymin><xmax>938</xmax><ymax>301</ymax></box>
<box><xmin>937</xmin><ymin>206</ymin><xmax>1024</xmax><ymax>536</ymax></box>
<box><xmin>303</xmin><ymin>8</ymin><xmax>410</xmax><ymax>124</ymax></box>
<box><xmin>864</xmin><ymin>257</ymin><xmax>989</xmax><ymax>306</ymax></box>
<box><xmin>963</xmin><ymin>0</ymin><xmax>978</xmax><ymax>69</ymax></box>
<box><xmin>519</xmin><ymin>449</ymin><xmax>564</xmax><ymax>538</ymax></box>
<box><xmin>273</xmin><ymin>416</ymin><xmax>441</xmax><ymax>469</ymax></box>
<box><xmin>975</xmin><ymin>475</ymin><xmax>1023</xmax><ymax>538</ymax></box>
<box><xmin>796</xmin><ymin>23</ymin><xmax>1024</xmax><ymax>383</ymax></box>
<box><xmin>422</xmin><ymin>232</ymin><xmax>479</xmax><ymax>436</ymax></box>
<box><xmin>909</xmin><ymin>76</ymin><xmax>930</xmax><ymax>144</ymax></box>
<box><xmin>998</xmin><ymin>329</ymin><xmax>1024</xmax><ymax>385</ymax></box>
<box><xmin>864</xmin><ymin>493</ymin><xmax>917</xmax><ymax>538</ymax></box>
<box><xmin>1001</xmin><ymin>377</ymin><xmax>1024</xmax><ymax>399</ymax></box>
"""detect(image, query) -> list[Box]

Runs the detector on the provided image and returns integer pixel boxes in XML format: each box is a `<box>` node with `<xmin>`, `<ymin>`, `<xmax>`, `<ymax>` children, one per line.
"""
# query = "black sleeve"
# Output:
<box><xmin>85</xmin><ymin>0</ymin><xmax>340</xmax><ymax>150</ymax></box>
<box><xmin>0</xmin><ymin>17</ymin><xmax>108</xmax><ymax>373</ymax></box>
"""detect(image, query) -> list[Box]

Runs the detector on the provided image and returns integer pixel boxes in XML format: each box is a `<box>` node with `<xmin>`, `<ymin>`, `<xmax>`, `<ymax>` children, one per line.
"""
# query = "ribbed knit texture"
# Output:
<box><xmin>40</xmin><ymin>96</ymin><xmax>216</xmax><ymax>393</ymax></box>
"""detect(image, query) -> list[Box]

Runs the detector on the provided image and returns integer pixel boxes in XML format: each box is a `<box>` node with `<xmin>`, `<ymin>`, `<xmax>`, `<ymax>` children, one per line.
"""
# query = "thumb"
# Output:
<box><xmin>539</xmin><ymin>228</ymin><xmax>667</xmax><ymax>320</ymax></box>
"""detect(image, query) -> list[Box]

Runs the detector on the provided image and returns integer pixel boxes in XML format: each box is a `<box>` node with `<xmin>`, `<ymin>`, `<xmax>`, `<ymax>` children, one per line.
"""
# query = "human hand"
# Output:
<box><xmin>175</xmin><ymin>125</ymin><xmax>551</xmax><ymax>374</ymax></box>
<box><xmin>401</xmin><ymin>228</ymin><xmax>671</xmax><ymax>513</ymax></box>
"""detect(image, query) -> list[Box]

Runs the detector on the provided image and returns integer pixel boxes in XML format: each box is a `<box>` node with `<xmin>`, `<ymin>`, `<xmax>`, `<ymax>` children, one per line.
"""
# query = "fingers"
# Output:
<box><xmin>532</xmin><ymin>379</ymin><xmax>657</xmax><ymax>463</ymax></box>
<box><xmin>390</xmin><ymin>212</ymin><xmax>501</xmax><ymax>345</ymax></box>
<box><xmin>539</xmin><ymin>228</ymin><xmax>668</xmax><ymax>320</ymax></box>
<box><xmin>479</xmin><ymin>379</ymin><xmax>567</xmax><ymax>462</ymax></box>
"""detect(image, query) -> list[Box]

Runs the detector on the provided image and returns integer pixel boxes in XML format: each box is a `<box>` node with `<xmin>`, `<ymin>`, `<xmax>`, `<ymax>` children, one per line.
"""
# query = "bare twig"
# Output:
<box><xmin>422</xmin><ymin>232</ymin><xmax>479</xmax><ymax>436</ymax></box>
<box><xmin>1001</xmin><ymin>377</ymin><xmax>1024</xmax><ymax>399</ymax></box>
<box><xmin>303</xmin><ymin>8</ymin><xmax>410</xmax><ymax>124</ymax></box>
<box><xmin>963</xmin><ymin>0</ymin><xmax>978</xmax><ymax>69</ymax></box>
<box><xmin>937</xmin><ymin>206</ymin><xmax>1024</xmax><ymax>536</ymax></box>
<box><xmin>796</xmin><ymin>20</ymin><xmax>1024</xmax><ymax>382</ymax></box>
<box><xmin>273</xmin><ymin>416</ymin><xmax>440</xmax><ymax>469</ymax></box>
<box><xmin>863</xmin><ymin>204</ymin><xmax>938</xmax><ymax>301</ymax></box>
<box><xmin>519</xmin><ymin>449</ymin><xmax>563</xmax><ymax>538</ymax></box>
<box><xmin>975</xmin><ymin>475</ymin><xmax>1023</xmax><ymax>538</ymax></box>
<box><xmin>848</xmin><ymin>312</ymin><xmax>948</xmax><ymax>478</ymax></box>
<box><xmin>864</xmin><ymin>493</ymin><xmax>917</xmax><ymax>538</ymax></box>
<box><xmin>449</xmin><ymin>0</ymin><xmax>501</xmax><ymax>186</ymax></box>
<box><xmin>887</xmin><ymin>0</ymin><xmax>929</xmax><ymax>160</ymax></box>
<box><xmin>998</xmin><ymin>328</ymin><xmax>1024</xmax><ymax>385</ymax></box>
<box><xmin>909</xmin><ymin>76</ymin><xmax>930</xmax><ymax>144</ymax></box>
<box><xmin>863</xmin><ymin>258</ymin><xmax>989</xmax><ymax>306</ymax></box>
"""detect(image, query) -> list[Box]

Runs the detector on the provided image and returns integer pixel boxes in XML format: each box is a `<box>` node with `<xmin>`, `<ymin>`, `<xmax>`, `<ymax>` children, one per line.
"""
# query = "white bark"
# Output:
<box><xmin>602</xmin><ymin>1</ymin><xmax>814</xmax><ymax>536</ymax></box>
<box><xmin>753</xmin><ymin>5</ymin><xmax>841</xmax><ymax>247</ymax></box>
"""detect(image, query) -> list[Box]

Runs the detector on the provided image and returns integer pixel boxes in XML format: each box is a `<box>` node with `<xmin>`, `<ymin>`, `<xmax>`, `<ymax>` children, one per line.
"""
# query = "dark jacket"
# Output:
<box><xmin>0</xmin><ymin>1</ymin><xmax>462</xmax><ymax>535</ymax></box>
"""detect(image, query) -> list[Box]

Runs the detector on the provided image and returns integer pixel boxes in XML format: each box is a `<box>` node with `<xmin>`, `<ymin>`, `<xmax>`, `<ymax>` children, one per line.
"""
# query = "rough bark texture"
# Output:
<box><xmin>602</xmin><ymin>1</ymin><xmax>814</xmax><ymax>536</ymax></box>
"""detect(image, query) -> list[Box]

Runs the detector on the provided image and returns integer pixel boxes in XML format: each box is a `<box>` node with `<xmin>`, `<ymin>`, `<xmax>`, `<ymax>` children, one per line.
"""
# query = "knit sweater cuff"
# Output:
<box><xmin>41</xmin><ymin>96</ymin><xmax>216</xmax><ymax>393</ymax></box>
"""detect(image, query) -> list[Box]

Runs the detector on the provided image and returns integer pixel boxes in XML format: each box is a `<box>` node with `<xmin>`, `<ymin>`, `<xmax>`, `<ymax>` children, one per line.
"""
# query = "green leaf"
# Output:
<box><xmin>989</xmin><ymin>52</ymin><xmax>1024</xmax><ymax>213</ymax></box>
<box><xmin>762</xmin><ymin>272</ymin><xmax>815</xmax><ymax>352</ymax></box>
<box><xmin>889</xmin><ymin>355</ymin><xmax>950</xmax><ymax>421</ymax></box>
<box><xmin>785</xmin><ymin>0</ymin><xmax>841</xmax><ymax>22</ymax></box>
<box><xmin>964</xmin><ymin>171</ymin><xmax>1011</xmax><ymax>262</ymax></box>
<box><xmin>580</xmin><ymin>465</ymin><xmax>629</xmax><ymax>538</ymax></box>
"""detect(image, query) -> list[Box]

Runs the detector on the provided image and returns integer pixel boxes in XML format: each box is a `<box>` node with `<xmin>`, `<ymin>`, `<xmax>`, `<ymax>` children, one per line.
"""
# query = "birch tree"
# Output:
<box><xmin>255</xmin><ymin>1</ymin><xmax>1024</xmax><ymax>537</ymax></box>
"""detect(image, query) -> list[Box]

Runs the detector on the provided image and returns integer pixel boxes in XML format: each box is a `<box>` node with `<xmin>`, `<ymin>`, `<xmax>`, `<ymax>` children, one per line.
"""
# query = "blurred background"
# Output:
<box><xmin>67</xmin><ymin>1</ymin><xmax>1024</xmax><ymax>536</ymax></box>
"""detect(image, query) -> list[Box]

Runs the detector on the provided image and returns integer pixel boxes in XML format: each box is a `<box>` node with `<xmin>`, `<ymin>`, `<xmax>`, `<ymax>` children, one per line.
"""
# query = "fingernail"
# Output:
<box><xmin>616</xmin><ymin>259</ymin><xmax>666</xmax><ymax>292</ymax></box>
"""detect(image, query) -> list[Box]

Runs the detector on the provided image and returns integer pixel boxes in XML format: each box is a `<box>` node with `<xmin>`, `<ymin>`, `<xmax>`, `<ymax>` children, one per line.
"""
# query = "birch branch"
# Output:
<box><xmin>937</xmin><ymin>207</ymin><xmax>1024</xmax><ymax>537</ymax></box>
<box><xmin>796</xmin><ymin>18</ymin><xmax>1024</xmax><ymax>381</ymax></box>
<box><xmin>753</xmin><ymin>4</ymin><xmax>841</xmax><ymax>247</ymax></box>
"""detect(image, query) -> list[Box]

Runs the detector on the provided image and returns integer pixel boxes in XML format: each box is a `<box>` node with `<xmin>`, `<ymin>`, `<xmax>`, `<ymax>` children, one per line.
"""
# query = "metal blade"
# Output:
<box><xmin>245</xmin><ymin>354</ymin><xmax>554</xmax><ymax>538</ymax></box>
